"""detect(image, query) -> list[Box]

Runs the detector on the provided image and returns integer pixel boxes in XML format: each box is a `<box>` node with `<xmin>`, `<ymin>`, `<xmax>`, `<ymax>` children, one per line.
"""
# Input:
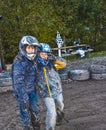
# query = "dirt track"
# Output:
<box><xmin>0</xmin><ymin>79</ymin><xmax>106</xmax><ymax>130</ymax></box>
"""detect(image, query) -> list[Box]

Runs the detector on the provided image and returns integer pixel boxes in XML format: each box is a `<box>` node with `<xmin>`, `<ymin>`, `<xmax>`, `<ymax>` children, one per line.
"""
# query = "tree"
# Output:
<box><xmin>0</xmin><ymin>15</ymin><xmax>6</xmax><ymax>69</ymax></box>
<box><xmin>0</xmin><ymin>0</ymin><xmax>105</xmax><ymax>65</ymax></box>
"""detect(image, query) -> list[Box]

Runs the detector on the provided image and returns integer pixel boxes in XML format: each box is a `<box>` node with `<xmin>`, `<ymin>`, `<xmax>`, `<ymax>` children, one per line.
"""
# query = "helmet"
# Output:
<box><xmin>19</xmin><ymin>35</ymin><xmax>40</xmax><ymax>49</ymax></box>
<box><xmin>38</xmin><ymin>43</ymin><xmax>51</xmax><ymax>53</ymax></box>
<box><xmin>19</xmin><ymin>35</ymin><xmax>40</xmax><ymax>60</ymax></box>
<box><xmin>73</xmin><ymin>40</ymin><xmax>79</xmax><ymax>46</ymax></box>
<box><xmin>37</xmin><ymin>43</ymin><xmax>51</xmax><ymax>66</ymax></box>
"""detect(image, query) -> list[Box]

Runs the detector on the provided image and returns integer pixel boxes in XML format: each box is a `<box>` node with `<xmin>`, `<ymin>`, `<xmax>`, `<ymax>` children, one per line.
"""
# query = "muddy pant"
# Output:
<box><xmin>16</xmin><ymin>91</ymin><xmax>39</xmax><ymax>128</ymax></box>
<box><xmin>43</xmin><ymin>93</ymin><xmax>64</xmax><ymax>130</ymax></box>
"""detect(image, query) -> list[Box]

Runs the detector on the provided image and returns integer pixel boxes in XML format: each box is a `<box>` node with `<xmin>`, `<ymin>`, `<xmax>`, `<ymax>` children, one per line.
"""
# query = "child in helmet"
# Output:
<box><xmin>36</xmin><ymin>43</ymin><xmax>67</xmax><ymax>130</ymax></box>
<box><xmin>11</xmin><ymin>35</ymin><xmax>41</xmax><ymax>130</ymax></box>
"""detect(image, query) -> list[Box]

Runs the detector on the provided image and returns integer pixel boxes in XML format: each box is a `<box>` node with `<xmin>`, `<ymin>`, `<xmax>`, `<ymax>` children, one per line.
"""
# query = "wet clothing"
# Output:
<box><xmin>11</xmin><ymin>52</ymin><xmax>40</xmax><ymax>129</ymax></box>
<box><xmin>36</xmin><ymin>56</ymin><xmax>66</xmax><ymax>130</ymax></box>
<box><xmin>37</xmin><ymin>57</ymin><xmax>66</xmax><ymax>98</ymax></box>
<box><xmin>44</xmin><ymin>93</ymin><xmax>64</xmax><ymax>130</ymax></box>
<box><xmin>37</xmin><ymin>60</ymin><xmax>62</xmax><ymax>98</ymax></box>
<box><xmin>16</xmin><ymin>91</ymin><xmax>39</xmax><ymax>128</ymax></box>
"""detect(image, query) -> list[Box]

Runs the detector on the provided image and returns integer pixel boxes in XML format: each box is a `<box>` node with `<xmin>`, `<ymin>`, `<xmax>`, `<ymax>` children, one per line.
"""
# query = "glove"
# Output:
<box><xmin>48</xmin><ymin>53</ymin><xmax>57</xmax><ymax>61</ymax></box>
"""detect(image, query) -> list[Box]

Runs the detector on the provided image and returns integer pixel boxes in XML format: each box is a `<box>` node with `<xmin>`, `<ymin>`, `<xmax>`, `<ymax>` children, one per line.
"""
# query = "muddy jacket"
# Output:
<box><xmin>11</xmin><ymin>52</ymin><xmax>37</xmax><ymax>101</ymax></box>
<box><xmin>36</xmin><ymin>57</ymin><xmax>66</xmax><ymax>98</ymax></box>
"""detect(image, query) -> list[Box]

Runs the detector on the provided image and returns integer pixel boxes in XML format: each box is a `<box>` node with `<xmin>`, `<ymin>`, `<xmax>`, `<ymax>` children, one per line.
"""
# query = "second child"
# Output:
<box><xmin>36</xmin><ymin>43</ymin><xmax>67</xmax><ymax>130</ymax></box>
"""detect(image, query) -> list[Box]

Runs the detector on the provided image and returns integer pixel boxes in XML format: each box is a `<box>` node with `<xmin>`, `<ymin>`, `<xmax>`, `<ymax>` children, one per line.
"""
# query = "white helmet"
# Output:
<box><xmin>19</xmin><ymin>35</ymin><xmax>40</xmax><ymax>60</ymax></box>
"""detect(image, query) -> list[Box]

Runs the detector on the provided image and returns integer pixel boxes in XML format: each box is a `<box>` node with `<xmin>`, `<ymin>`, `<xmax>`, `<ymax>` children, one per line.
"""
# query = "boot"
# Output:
<box><xmin>56</xmin><ymin>110</ymin><xmax>64</xmax><ymax>126</ymax></box>
<box><xmin>32</xmin><ymin>116</ymin><xmax>41</xmax><ymax>130</ymax></box>
<box><xmin>48</xmin><ymin>127</ymin><xmax>53</xmax><ymax>130</ymax></box>
<box><xmin>30</xmin><ymin>111</ymin><xmax>41</xmax><ymax>130</ymax></box>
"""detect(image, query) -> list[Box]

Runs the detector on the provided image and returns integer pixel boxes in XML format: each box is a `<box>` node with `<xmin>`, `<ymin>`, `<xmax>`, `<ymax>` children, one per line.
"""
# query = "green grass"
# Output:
<box><xmin>64</xmin><ymin>51</ymin><xmax>106</xmax><ymax>61</ymax></box>
<box><xmin>90</xmin><ymin>51</ymin><xmax>106</xmax><ymax>58</ymax></box>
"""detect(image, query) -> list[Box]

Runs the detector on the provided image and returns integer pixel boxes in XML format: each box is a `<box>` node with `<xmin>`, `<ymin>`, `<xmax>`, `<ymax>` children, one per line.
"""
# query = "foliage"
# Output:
<box><xmin>0</xmin><ymin>0</ymin><xmax>105</xmax><ymax>64</ymax></box>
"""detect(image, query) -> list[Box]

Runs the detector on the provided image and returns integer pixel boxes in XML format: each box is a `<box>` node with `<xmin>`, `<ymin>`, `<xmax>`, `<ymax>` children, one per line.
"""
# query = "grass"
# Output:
<box><xmin>90</xmin><ymin>51</ymin><xmax>106</xmax><ymax>58</ymax></box>
<box><xmin>64</xmin><ymin>51</ymin><xmax>106</xmax><ymax>61</ymax></box>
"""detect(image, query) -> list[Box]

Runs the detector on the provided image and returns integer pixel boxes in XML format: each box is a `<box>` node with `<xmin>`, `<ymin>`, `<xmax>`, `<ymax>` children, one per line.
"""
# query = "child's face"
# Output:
<box><xmin>26</xmin><ymin>45</ymin><xmax>36</xmax><ymax>54</ymax></box>
<box><xmin>40</xmin><ymin>52</ymin><xmax>48</xmax><ymax>60</ymax></box>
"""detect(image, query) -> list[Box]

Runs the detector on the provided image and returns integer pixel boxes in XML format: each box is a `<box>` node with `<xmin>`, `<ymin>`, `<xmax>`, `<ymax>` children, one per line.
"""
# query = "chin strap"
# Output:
<box><xmin>43</xmin><ymin>67</ymin><xmax>52</xmax><ymax>98</ymax></box>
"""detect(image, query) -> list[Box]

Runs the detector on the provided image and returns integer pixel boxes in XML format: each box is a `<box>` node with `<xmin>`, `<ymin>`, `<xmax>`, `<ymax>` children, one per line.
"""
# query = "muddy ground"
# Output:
<box><xmin>0</xmin><ymin>56</ymin><xmax>106</xmax><ymax>130</ymax></box>
<box><xmin>0</xmin><ymin>79</ymin><xmax>106</xmax><ymax>130</ymax></box>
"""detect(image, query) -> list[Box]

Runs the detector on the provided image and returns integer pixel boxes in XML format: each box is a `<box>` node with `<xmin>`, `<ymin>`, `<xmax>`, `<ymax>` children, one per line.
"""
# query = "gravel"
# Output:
<box><xmin>68</xmin><ymin>56</ymin><xmax>106</xmax><ymax>70</ymax></box>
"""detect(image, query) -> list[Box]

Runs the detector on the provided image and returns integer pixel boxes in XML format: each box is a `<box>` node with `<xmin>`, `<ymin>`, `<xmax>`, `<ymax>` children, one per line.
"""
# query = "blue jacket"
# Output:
<box><xmin>11</xmin><ymin>52</ymin><xmax>37</xmax><ymax>101</ymax></box>
<box><xmin>36</xmin><ymin>60</ymin><xmax>62</xmax><ymax>98</ymax></box>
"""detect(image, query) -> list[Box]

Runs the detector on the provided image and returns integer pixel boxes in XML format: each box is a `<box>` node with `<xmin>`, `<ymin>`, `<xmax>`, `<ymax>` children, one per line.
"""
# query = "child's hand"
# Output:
<box><xmin>48</xmin><ymin>53</ymin><xmax>57</xmax><ymax>61</ymax></box>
